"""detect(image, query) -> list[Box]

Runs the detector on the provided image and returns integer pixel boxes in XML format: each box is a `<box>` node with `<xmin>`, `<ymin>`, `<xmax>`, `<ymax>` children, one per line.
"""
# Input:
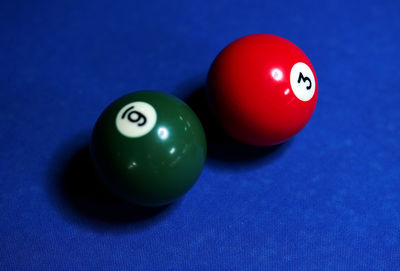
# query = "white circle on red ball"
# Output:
<box><xmin>290</xmin><ymin>62</ymin><xmax>316</xmax><ymax>102</ymax></box>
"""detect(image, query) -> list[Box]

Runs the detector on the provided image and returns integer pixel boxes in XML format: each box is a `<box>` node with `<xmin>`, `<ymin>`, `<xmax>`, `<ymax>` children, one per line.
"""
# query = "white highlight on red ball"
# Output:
<box><xmin>271</xmin><ymin>68</ymin><xmax>283</xmax><ymax>81</ymax></box>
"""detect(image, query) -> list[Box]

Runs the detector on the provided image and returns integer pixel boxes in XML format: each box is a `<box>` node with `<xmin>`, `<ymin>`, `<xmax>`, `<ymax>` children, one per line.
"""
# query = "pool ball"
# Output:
<box><xmin>207</xmin><ymin>34</ymin><xmax>318</xmax><ymax>146</ymax></box>
<box><xmin>90</xmin><ymin>90</ymin><xmax>207</xmax><ymax>206</ymax></box>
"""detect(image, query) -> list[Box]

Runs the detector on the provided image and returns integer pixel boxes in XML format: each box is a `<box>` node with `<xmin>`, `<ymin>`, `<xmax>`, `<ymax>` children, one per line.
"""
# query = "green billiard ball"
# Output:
<box><xmin>90</xmin><ymin>90</ymin><xmax>207</xmax><ymax>206</ymax></box>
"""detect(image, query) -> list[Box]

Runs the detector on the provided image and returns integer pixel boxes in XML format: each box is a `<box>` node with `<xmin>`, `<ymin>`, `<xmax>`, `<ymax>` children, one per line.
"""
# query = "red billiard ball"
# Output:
<box><xmin>207</xmin><ymin>34</ymin><xmax>318</xmax><ymax>146</ymax></box>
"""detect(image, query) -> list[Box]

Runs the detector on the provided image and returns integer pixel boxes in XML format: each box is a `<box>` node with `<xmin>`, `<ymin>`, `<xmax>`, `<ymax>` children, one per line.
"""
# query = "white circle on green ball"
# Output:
<box><xmin>115</xmin><ymin>101</ymin><xmax>157</xmax><ymax>138</ymax></box>
<box><xmin>290</xmin><ymin>62</ymin><xmax>316</xmax><ymax>102</ymax></box>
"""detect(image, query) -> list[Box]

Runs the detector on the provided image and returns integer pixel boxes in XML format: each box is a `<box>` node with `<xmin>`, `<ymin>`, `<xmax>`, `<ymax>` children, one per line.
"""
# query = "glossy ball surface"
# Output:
<box><xmin>207</xmin><ymin>34</ymin><xmax>318</xmax><ymax>146</ymax></box>
<box><xmin>91</xmin><ymin>90</ymin><xmax>207</xmax><ymax>206</ymax></box>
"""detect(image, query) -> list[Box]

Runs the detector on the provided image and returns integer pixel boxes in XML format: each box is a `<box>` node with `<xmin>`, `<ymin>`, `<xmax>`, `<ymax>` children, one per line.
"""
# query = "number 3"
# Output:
<box><xmin>297</xmin><ymin>72</ymin><xmax>312</xmax><ymax>90</ymax></box>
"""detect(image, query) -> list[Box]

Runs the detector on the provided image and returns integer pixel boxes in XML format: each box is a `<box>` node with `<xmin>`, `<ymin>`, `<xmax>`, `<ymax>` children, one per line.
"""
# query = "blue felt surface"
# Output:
<box><xmin>1</xmin><ymin>0</ymin><xmax>400</xmax><ymax>270</ymax></box>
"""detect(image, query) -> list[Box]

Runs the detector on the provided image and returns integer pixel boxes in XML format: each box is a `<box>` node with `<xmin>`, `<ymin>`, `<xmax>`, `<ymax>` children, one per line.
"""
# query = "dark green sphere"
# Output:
<box><xmin>90</xmin><ymin>90</ymin><xmax>207</xmax><ymax>206</ymax></box>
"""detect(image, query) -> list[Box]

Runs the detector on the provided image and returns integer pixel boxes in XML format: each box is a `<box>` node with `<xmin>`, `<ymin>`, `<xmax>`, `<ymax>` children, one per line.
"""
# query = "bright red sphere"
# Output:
<box><xmin>207</xmin><ymin>34</ymin><xmax>318</xmax><ymax>146</ymax></box>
